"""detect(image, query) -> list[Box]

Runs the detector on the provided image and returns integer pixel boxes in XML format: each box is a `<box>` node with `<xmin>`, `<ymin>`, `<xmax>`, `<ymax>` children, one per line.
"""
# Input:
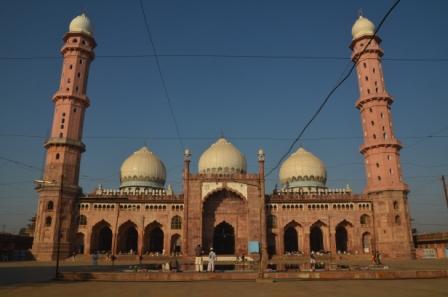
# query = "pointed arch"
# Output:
<box><xmin>335</xmin><ymin>220</ymin><xmax>352</xmax><ymax>253</ymax></box>
<box><xmin>360</xmin><ymin>214</ymin><xmax>370</xmax><ymax>225</ymax></box>
<box><xmin>213</xmin><ymin>221</ymin><xmax>235</xmax><ymax>254</ymax></box>
<box><xmin>90</xmin><ymin>220</ymin><xmax>112</xmax><ymax>253</ymax></box>
<box><xmin>75</xmin><ymin>232</ymin><xmax>85</xmax><ymax>254</ymax></box>
<box><xmin>171</xmin><ymin>215</ymin><xmax>182</xmax><ymax>229</ymax></box>
<box><xmin>310</xmin><ymin>221</ymin><xmax>325</xmax><ymax>252</ymax></box>
<box><xmin>202</xmin><ymin>188</ymin><xmax>246</xmax><ymax>202</ymax></box>
<box><xmin>144</xmin><ymin>221</ymin><xmax>164</xmax><ymax>254</ymax></box>
<box><xmin>362</xmin><ymin>232</ymin><xmax>372</xmax><ymax>253</ymax></box>
<box><xmin>117</xmin><ymin>220</ymin><xmax>138</xmax><ymax>254</ymax></box>
<box><xmin>170</xmin><ymin>233</ymin><xmax>181</xmax><ymax>255</ymax></box>
<box><xmin>284</xmin><ymin>221</ymin><xmax>301</xmax><ymax>253</ymax></box>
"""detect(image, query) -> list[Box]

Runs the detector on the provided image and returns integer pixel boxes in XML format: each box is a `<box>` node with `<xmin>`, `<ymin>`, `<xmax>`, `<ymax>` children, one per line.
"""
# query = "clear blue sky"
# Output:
<box><xmin>0</xmin><ymin>0</ymin><xmax>447</xmax><ymax>234</ymax></box>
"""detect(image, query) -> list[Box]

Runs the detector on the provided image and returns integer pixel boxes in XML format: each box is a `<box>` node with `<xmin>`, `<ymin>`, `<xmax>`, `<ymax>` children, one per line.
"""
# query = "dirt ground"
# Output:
<box><xmin>1</xmin><ymin>279</ymin><xmax>448</xmax><ymax>297</ymax></box>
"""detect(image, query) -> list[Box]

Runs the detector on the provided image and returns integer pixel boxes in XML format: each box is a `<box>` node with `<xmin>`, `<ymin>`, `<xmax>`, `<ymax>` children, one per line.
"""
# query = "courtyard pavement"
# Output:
<box><xmin>0</xmin><ymin>259</ymin><xmax>447</xmax><ymax>297</ymax></box>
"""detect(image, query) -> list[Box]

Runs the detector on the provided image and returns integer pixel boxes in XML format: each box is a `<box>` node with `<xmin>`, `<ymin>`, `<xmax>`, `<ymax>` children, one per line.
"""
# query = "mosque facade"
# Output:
<box><xmin>31</xmin><ymin>14</ymin><xmax>415</xmax><ymax>261</ymax></box>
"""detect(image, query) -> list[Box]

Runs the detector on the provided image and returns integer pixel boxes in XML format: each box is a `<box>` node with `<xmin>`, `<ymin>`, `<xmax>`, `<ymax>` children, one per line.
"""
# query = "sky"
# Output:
<box><xmin>0</xmin><ymin>0</ymin><xmax>447</xmax><ymax>234</ymax></box>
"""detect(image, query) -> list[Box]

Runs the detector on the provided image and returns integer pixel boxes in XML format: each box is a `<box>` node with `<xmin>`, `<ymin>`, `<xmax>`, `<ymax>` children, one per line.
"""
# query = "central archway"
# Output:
<box><xmin>213</xmin><ymin>221</ymin><xmax>235</xmax><ymax>254</ymax></box>
<box><xmin>202</xmin><ymin>189</ymin><xmax>248</xmax><ymax>254</ymax></box>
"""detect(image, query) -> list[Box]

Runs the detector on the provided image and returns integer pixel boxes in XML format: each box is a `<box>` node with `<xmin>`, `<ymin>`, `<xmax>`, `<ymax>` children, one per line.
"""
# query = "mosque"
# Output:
<box><xmin>31</xmin><ymin>13</ymin><xmax>415</xmax><ymax>261</ymax></box>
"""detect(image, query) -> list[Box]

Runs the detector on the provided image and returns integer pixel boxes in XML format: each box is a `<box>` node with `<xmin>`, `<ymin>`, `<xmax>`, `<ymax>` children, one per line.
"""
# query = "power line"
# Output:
<box><xmin>138</xmin><ymin>0</ymin><xmax>184</xmax><ymax>151</ymax></box>
<box><xmin>1</xmin><ymin>54</ymin><xmax>447</xmax><ymax>63</ymax></box>
<box><xmin>406</xmin><ymin>124</ymin><xmax>448</xmax><ymax>150</ymax></box>
<box><xmin>0</xmin><ymin>133</ymin><xmax>446</xmax><ymax>142</ymax></box>
<box><xmin>265</xmin><ymin>0</ymin><xmax>402</xmax><ymax>177</ymax></box>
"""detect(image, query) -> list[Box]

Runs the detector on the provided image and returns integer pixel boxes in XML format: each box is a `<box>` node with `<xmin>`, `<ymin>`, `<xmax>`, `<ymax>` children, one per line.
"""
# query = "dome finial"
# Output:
<box><xmin>357</xmin><ymin>8</ymin><xmax>364</xmax><ymax>17</ymax></box>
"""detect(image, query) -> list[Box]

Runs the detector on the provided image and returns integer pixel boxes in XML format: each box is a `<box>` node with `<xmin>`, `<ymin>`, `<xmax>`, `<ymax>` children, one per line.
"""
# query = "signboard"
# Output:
<box><xmin>248</xmin><ymin>241</ymin><xmax>259</xmax><ymax>253</ymax></box>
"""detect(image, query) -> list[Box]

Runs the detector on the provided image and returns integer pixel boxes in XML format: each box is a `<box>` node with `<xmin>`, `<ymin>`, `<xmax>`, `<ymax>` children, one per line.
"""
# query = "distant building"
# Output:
<box><xmin>31</xmin><ymin>14</ymin><xmax>415</xmax><ymax>261</ymax></box>
<box><xmin>0</xmin><ymin>233</ymin><xmax>33</xmax><ymax>261</ymax></box>
<box><xmin>414</xmin><ymin>232</ymin><xmax>448</xmax><ymax>259</ymax></box>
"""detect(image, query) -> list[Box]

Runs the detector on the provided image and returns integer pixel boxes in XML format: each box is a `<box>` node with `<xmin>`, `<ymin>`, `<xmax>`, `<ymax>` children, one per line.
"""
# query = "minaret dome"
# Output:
<box><xmin>351</xmin><ymin>15</ymin><xmax>375</xmax><ymax>40</ymax></box>
<box><xmin>69</xmin><ymin>13</ymin><xmax>93</xmax><ymax>36</ymax></box>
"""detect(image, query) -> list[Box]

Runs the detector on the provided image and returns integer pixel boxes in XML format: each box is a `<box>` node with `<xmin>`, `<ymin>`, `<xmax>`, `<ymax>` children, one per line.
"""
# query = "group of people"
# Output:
<box><xmin>195</xmin><ymin>244</ymin><xmax>217</xmax><ymax>272</ymax></box>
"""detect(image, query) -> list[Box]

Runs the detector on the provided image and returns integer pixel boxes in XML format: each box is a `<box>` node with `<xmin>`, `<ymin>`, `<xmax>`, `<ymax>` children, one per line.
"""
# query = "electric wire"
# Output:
<box><xmin>1</xmin><ymin>54</ymin><xmax>447</xmax><ymax>62</ymax></box>
<box><xmin>138</xmin><ymin>0</ymin><xmax>184</xmax><ymax>151</ymax></box>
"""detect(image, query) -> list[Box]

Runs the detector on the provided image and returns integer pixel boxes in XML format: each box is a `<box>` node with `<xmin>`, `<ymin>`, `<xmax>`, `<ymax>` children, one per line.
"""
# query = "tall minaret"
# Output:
<box><xmin>32</xmin><ymin>14</ymin><xmax>96</xmax><ymax>261</ymax></box>
<box><xmin>351</xmin><ymin>15</ymin><xmax>414</xmax><ymax>258</ymax></box>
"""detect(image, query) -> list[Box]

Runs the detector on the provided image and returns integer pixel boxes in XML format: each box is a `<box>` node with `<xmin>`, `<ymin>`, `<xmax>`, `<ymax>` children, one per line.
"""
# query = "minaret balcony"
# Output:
<box><xmin>44</xmin><ymin>137</ymin><xmax>86</xmax><ymax>152</ymax></box>
<box><xmin>360</xmin><ymin>138</ymin><xmax>402</xmax><ymax>154</ymax></box>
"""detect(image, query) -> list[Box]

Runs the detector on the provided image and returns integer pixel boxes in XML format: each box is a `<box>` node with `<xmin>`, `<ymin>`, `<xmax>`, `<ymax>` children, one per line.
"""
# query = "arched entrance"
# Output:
<box><xmin>202</xmin><ymin>189</ymin><xmax>248</xmax><ymax>254</ymax></box>
<box><xmin>75</xmin><ymin>233</ymin><xmax>85</xmax><ymax>254</ymax></box>
<box><xmin>90</xmin><ymin>221</ymin><xmax>112</xmax><ymax>253</ymax></box>
<box><xmin>170</xmin><ymin>234</ymin><xmax>181</xmax><ymax>255</ymax></box>
<box><xmin>336</xmin><ymin>226</ymin><xmax>348</xmax><ymax>253</ymax></box>
<box><xmin>362</xmin><ymin>232</ymin><xmax>371</xmax><ymax>253</ymax></box>
<box><xmin>267</xmin><ymin>232</ymin><xmax>277</xmax><ymax>256</ymax></box>
<box><xmin>117</xmin><ymin>221</ymin><xmax>138</xmax><ymax>254</ymax></box>
<box><xmin>310</xmin><ymin>226</ymin><xmax>324</xmax><ymax>252</ymax></box>
<box><xmin>144</xmin><ymin>222</ymin><xmax>164</xmax><ymax>254</ymax></box>
<box><xmin>213</xmin><ymin>221</ymin><xmax>235</xmax><ymax>254</ymax></box>
<box><xmin>284</xmin><ymin>227</ymin><xmax>298</xmax><ymax>253</ymax></box>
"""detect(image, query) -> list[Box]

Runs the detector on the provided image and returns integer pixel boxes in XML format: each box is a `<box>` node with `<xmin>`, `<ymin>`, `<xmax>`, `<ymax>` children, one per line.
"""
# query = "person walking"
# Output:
<box><xmin>195</xmin><ymin>244</ymin><xmax>204</xmax><ymax>272</ymax></box>
<box><xmin>207</xmin><ymin>248</ymin><xmax>217</xmax><ymax>272</ymax></box>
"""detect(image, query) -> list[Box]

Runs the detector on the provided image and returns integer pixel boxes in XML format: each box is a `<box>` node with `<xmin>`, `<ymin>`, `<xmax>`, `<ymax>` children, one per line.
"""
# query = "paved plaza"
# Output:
<box><xmin>0</xmin><ymin>259</ymin><xmax>447</xmax><ymax>296</ymax></box>
<box><xmin>1</xmin><ymin>279</ymin><xmax>448</xmax><ymax>297</ymax></box>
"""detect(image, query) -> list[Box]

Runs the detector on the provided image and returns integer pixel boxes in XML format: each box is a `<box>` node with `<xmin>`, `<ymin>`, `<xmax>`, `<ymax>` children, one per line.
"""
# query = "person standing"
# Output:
<box><xmin>91</xmin><ymin>252</ymin><xmax>99</xmax><ymax>266</ymax></box>
<box><xmin>310</xmin><ymin>253</ymin><xmax>316</xmax><ymax>271</ymax></box>
<box><xmin>207</xmin><ymin>248</ymin><xmax>217</xmax><ymax>272</ymax></box>
<box><xmin>195</xmin><ymin>244</ymin><xmax>204</xmax><ymax>272</ymax></box>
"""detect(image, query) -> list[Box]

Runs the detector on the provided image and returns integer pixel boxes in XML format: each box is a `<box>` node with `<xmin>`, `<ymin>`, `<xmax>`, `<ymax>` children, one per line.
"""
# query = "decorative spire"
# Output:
<box><xmin>357</xmin><ymin>8</ymin><xmax>364</xmax><ymax>17</ymax></box>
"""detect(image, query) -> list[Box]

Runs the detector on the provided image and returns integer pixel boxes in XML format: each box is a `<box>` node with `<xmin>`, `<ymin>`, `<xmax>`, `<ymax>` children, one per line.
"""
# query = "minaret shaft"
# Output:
<box><xmin>32</xmin><ymin>16</ymin><xmax>95</xmax><ymax>260</ymax></box>
<box><xmin>351</xmin><ymin>36</ymin><xmax>407</xmax><ymax>193</ymax></box>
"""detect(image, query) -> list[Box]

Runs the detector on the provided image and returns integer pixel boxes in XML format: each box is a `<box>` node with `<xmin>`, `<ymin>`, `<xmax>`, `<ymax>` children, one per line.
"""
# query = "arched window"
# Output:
<box><xmin>267</xmin><ymin>215</ymin><xmax>277</xmax><ymax>229</ymax></box>
<box><xmin>45</xmin><ymin>216</ymin><xmax>52</xmax><ymax>226</ymax></box>
<box><xmin>47</xmin><ymin>201</ymin><xmax>54</xmax><ymax>211</ymax></box>
<box><xmin>395</xmin><ymin>215</ymin><xmax>401</xmax><ymax>225</ymax></box>
<box><xmin>78</xmin><ymin>215</ymin><xmax>87</xmax><ymax>226</ymax></box>
<box><xmin>171</xmin><ymin>216</ymin><xmax>182</xmax><ymax>229</ymax></box>
<box><xmin>360</xmin><ymin>214</ymin><xmax>370</xmax><ymax>225</ymax></box>
<box><xmin>393</xmin><ymin>201</ymin><xmax>399</xmax><ymax>210</ymax></box>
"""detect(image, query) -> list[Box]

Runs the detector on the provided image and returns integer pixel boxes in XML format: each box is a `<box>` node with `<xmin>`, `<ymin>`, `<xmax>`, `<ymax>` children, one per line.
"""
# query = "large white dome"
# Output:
<box><xmin>279</xmin><ymin>147</ymin><xmax>327</xmax><ymax>188</ymax></box>
<box><xmin>120</xmin><ymin>146</ymin><xmax>166</xmax><ymax>189</ymax></box>
<box><xmin>69</xmin><ymin>13</ymin><xmax>93</xmax><ymax>36</ymax></box>
<box><xmin>198</xmin><ymin>138</ymin><xmax>247</xmax><ymax>174</ymax></box>
<box><xmin>351</xmin><ymin>15</ymin><xmax>375</xmax><ymax>40</ymax></box>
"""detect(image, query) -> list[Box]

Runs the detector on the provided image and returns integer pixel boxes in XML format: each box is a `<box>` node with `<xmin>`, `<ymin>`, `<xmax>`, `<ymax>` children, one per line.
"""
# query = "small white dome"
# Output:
<box><xmin>69</xmin><ymin>13</ymin><xmax>93</xmax><ymax>36</ymax></box>
<box><xmin>120</xmin><ymin>147</ymin><xmax>166</xmax><ymax>189</ymax></box>
<box><xmin>279</xmin><ymin>147</ymin><xmax>327</xmax><ymax>188</ymax></box>
<box><xmin>198</xmin><ymin>138</ymin><xmax>247</xmax><ymax>174</ymax></box>
<box><xmin>351</xmin><ymin>15</ymin><xmax>375</xmax><ymax>40</ymax></box>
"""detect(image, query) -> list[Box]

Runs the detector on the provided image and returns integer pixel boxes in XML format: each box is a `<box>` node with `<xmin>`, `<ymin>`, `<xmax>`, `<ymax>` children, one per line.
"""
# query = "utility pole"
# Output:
<box><xmin>442</xmin><ymin>175</ymin><xmax>448</xmax><ymax>208</ymax></box>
